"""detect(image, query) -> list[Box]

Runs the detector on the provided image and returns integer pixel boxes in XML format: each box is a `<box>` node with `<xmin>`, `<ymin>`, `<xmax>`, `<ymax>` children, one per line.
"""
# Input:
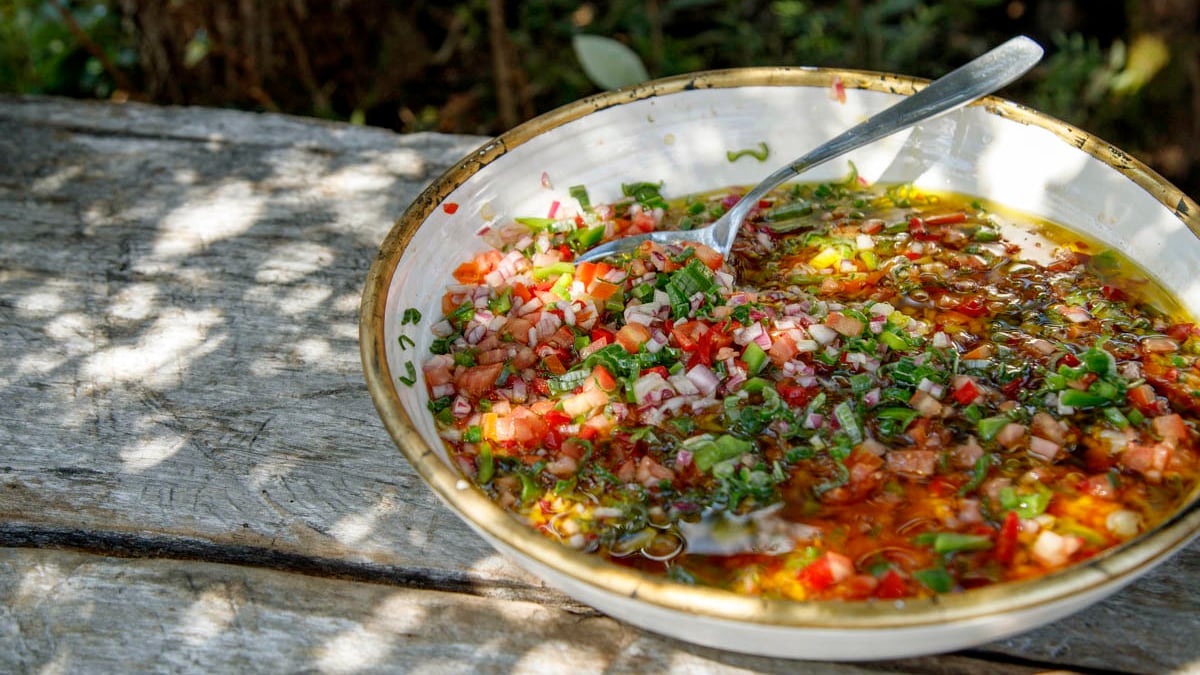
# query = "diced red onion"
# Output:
<box><xmin>685</xmin><ymin>364</ymin><xmax>720</xmax><ymax>396</ymax></box>
<box><xmin>431</xmin><ymin>320</ymin><xmax>454</xmax><ymax>338</ymax></box>
<box><xmin>675</xmin><ymin>450</ymin><xmax>693</xmax><ymax>469</ymax></box>
<box><xmin>452</xmin><ymin>395</ymin><xmax>471</xmax><ymax>417</ymax></box>
<box><xmin>465</xmin><ymin>324</ymin><xmax>486</xmax><ymax>344</ymax></box>
<box><xmin>1060</xmin><ymin>305</ymin><xmax>1092</xmax><ymax>323</ymax></box>
<box><xmin>517</xmin><ymin>297</ymin><xmax>543</xmax><ymax>316</ymax></box>
<box><xmin>1141</xmin><ymin>336</ymin><xmax>1180</xmax><ymax>353</ymax></box>
<box><xmin>931</xmin><ymin>331</ymin><xmax>952</xmax><ymax>349</ymax></box>
<box><xmin>1029</xmin><ymin>436</ymin><xmax>1062</xmax><ymax>462</ymax></box>
<box><xmin>808</xmin><ymin>324</ymin><xmax>837</xmax><ymax>345</ymax></box>
<box><xmin>510</xmin><ymin>379</ymin><xmax>527</xmax><ymax>403</ymax></box>
<box><xmin>797</xmin><ymin>375</ymin><xmax>817</xmax><ymax>388</ymax></box>
<box><xmin>669</xmin><ymin>373</ymin><xmax>699</xmax><ymax>396</ymax></box>
<box><xmin>805</xmin><ymin>413</ymin><xmax>824</xmax><ymax>429</ymax></box>
<box><xmin>723</xmin><ymin>370</ymin><xmax>747</xmax><ymax>393</ymax></box>
<box><xmin>794</xmin><ymin>339</ymin><xmax>818</xmax><ymax>353</ymax></box>
<box><xmin>432</xmin><ymin>383</ymin><xmax>455</xmax><ymax>399</ymax></box>
<box><xmin>869</xmin><ymin>315</ymin><xmax>885</xmax><ymax>334</ymax></box>
<box><xmin>634</xmin><ymin>373</ymin><xmax>673</xmax><ymax>405</ymax></box>
<box><xmin>863</xmin><ymin>387</ymin><xmax>881</xmax><ymax>407</ymax></box>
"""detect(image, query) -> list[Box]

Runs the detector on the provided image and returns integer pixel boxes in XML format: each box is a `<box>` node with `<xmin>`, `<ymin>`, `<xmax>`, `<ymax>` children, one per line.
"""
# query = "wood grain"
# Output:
<box><xmin>0</xmin><ymin>95</ymin><xmax>1197</xmax><ymax>674</ymax></box>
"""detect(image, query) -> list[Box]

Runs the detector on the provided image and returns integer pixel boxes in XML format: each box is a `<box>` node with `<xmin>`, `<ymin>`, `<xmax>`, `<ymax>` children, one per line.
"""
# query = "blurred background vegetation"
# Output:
<box><xmin>1</xmin><ymin>0</ymin><xmax>1196</xmax><ymax>197</ymax></box>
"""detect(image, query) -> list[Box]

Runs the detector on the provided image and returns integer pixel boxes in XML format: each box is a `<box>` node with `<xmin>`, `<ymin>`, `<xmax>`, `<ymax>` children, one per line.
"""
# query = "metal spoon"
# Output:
<box><xmin>575</xmin><ymin>35</ymin><xmax>1043</xmax><ymax>263</ymax></box>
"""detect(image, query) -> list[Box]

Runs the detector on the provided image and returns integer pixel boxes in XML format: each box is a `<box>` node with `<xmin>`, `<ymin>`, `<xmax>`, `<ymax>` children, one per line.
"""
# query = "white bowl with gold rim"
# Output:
<box><xmin>360</xmin><ymin>68</ymin><xmax>1200</xmax><ymax>660</ymax></box>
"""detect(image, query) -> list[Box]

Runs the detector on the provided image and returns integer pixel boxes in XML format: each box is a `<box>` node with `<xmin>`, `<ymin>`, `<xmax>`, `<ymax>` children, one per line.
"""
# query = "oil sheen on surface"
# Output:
<box><xmin>418</xmin><ymin>173</ymin><xmax>1200</xmax><ymax>601</ymax></box>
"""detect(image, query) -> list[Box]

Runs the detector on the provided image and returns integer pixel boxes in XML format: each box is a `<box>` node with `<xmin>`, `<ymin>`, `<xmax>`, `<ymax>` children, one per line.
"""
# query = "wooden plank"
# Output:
<box><xmin>0</xmin><ymin>547</ymin><xmax>1043</xmax><ymax>675</ymax></box>
<box><xmin>0</xmin><ymin>95</ymin><xmax>1197</xmax><ymax>673</ymax></box>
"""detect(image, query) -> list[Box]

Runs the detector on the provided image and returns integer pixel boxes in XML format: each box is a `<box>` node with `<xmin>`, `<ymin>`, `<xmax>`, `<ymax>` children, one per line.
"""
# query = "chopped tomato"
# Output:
<box><xmin>1166</xmin><ymin>323</ymin><xmax>1198</xmax><ymax>342</ymax></box>
<box><xmin>956</xmin><ymin>295</ymin><xmax>988</xmax><ymax>318</ymax></box>
<box><xmin>1129</xmin><ymin>384</ymin><xmax>1165</xmax><ymax>416</ymax></box>
<box><xmin>798</xmin><ymin>552</ymin><xmax>854</xmax><ymax>592</ymax></box>
<box><xmin>616</xmin><ymin>323</ymin><xmax>651</xmax><ymax>353</ymax></box>
<box><xmin>591</xmin><ymin>365</ymin><xmax>617</xmax><ymax>392</ymax></box>
<box><xmin>768</xmin><ymin>332</ymin><xmax>798</xmax><ymax>367</ymax></box>
<box><xmin>452</xmin><ymin>250</ymin><xmax>502</xmax><ymax>284</ymax></box>
<box><xmin>775</xmin><ymin>379</ymin><xmax>811</xmax><ymax>406</ymax></box>
<box><xmin>683</xmin><ymin>242</ymin><xmax>724</xmax><ymax>270</ymax></box>
<box><xmin>591</xmin><ymin>326</ymin><xmax>616</xmax><ymax>344</ymax></box>
<box><xmin>511</xmin><ymin>282</ymin><xmax>533</xmax><ymax>303</ymax></box>
<box><xmin>671</xmin><ymin>320</ymin><xmax>709</xmax><ymax>351</ymax></box>
<box><xmin>588</xmin><ymin>280</ymin><xmax>621</xmax><ymax>301</ymax></box>
<box><xmin>543</xmin><ymin>353</ymin><xmax>567</xmax><ymax>376</ymax></box>
<box><xmin>641</xmin><ymin>365</ymin><xmax>669</xmax><ymax>380</ymax></box>
<box><xmin>453</xmin><ymin>363</ymin><xmax>504</xmax><ymax>398</ymax></box>
<box><xmin>541</xmin><ymin>409</ymin><xmax>569</xmax><ymax>427</ymax></box>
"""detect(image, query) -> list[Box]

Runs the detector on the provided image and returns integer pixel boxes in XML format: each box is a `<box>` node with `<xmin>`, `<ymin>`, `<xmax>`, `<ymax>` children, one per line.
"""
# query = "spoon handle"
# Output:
<box><xmin>712</xmin><ymin>35</ymin><xmax>1044</xmax><ymax>254</ymax></box>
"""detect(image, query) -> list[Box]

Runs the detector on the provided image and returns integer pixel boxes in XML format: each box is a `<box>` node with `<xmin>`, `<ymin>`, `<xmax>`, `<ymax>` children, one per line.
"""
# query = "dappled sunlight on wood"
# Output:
<box><xmin>178</xmin><ymin>586</ymin><xmax>241</xmax><ymax>647</ymax></box>
<box><xmin>119</xmin><ymin>432</ymin><xmax>187</xmax><ymax>473</ymax></box>
<box><xmin>314</xmin><ymin>594</ymin><xmax>427</xmax><ymax>674</ymax></box>
<box><xmin>153</xmin><ymin>181</ymin><xmax>264</xmax><ymax>258</ymax></box>
<box><xmin>81</xmin><ymin>309</ymin><xmax>225</xmax><ymax>390</ymax></box>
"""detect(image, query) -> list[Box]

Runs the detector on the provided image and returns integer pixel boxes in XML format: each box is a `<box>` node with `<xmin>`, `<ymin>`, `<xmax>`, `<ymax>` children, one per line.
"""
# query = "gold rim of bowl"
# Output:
<box><xmin>361</xmin><ymin>67</ymin><xmax>1200</xmax><ymax>629</ymax></box>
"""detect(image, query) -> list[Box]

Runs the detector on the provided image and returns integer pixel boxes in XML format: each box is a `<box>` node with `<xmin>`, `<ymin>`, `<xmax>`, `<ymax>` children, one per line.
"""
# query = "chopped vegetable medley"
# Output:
<box><xmin>417</xmin><ymin>170</ymin><xmax>1199</xmax><ymax>601</ymax></box>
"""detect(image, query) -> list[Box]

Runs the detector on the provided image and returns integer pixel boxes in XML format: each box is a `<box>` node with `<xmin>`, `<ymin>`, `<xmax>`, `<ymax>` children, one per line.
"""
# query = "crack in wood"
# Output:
<box><xmin>0</xmin><ymin>522</ymin><xmax>598</xmax><ymax>614</ymax></box>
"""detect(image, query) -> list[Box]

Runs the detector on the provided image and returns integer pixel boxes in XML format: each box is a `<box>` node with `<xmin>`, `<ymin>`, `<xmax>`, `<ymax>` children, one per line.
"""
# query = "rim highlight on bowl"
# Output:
<box><xmin>361</xmin><ymin>67</ymin><xmax>1200</xmax><ymax>660</ymax></box>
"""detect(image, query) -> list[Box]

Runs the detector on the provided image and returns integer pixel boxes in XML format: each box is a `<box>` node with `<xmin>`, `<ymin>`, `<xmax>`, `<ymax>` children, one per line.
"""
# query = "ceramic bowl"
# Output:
<box><xmin>360</xmin><ymin>68</ymin><xmax>1200</xmax><ymax>660</ymax></box>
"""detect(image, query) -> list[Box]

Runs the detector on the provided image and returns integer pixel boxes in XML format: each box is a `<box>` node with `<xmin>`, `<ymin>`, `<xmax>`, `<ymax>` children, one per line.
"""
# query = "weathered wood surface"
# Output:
<box><xmin>0</xmin><ymin>95</ymin><xmax>1197</xmax><ymax>674</ymax></box>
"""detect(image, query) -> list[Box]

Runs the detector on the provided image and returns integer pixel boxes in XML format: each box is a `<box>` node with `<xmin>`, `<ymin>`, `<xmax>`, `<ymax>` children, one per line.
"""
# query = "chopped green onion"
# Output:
<box><xmin>915</xmin><ymin>532</ymin><xmax>994</xmax><ymax>554</ymax></box>
<box><xmin>397</xmin><ymin>334</ymin><xmax>416</xmax><ymax>350</ymax></box>
<box><xmin>726</xmin><ymin>142</ymin><xmax>769</xmax><ymax>162</ymax></box>
<box><xmin>569</xmin><ymin>185</ymin><xmax>592</xmax><ymax>211</ymax></box>
<box><xmin>515</xmin><ymin>216</ymin><xmax>557</xmax><ymax>232</ymax></box>
<box><xmin>1059</xmin><ymin>389</ymin><xmax>1112</xmax><ymax>408</ymax></box>
<box><xmin>692</xmin><ymin>434</ymin><xmax>754</xmax><ymax>472</ymax></box>
<box><xmin>977</xmin><ymin>416</ymin><xmax>1010</xmax><ymax>441</ymax></box>
<box><xmin>833</xmin><ymin>401</ymin><xmax>862</xmax><ymax>443</ymax></box>
<box><xmin>914</xmin><ymin>567</ymin><xmax>955</xmax><ymax>593</ymax></box>
<box><xmin>532</xmin><ymin>262</ymin><xmax>576</xmax><ymax>280</ymax></box>
<box><xmin>488</xmin><ymin>287</ymin><xmax>512</xmax><ymax>314</ymax></box>
<box><xmin>464</xmin><ymin>425</ymin><xmax>483</xmax><ymax>443</ymax></box>
<box><xmin>401</xmin><ymin>307</ymin><xmax>422</xmax><ymax>325</ymax></box>
<box><xmin>477</xmin><ymin>442</ymin><xmax>494</xmax><ymax>484</ymax></box>
<box><xmin>957</xmin><ymin>453</ymin><xmax>991</xmax><ymax>496</ymax></box>
<box><xmin>397</xmin><ymin>361</ymin><xmax>417</xmax><ymax>386</ymax></box>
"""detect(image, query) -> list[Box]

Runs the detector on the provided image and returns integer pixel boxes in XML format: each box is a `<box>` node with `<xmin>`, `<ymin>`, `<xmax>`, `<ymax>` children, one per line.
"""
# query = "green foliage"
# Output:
<box><xmin>0</xmin><ymin>1</ymin><xmax>1193</xmax><ymax>194</ymax></box>
<box><xmin>0</xmin><ymin>0</ymin><xmax>132</xmax><ymax>98</ymax></box>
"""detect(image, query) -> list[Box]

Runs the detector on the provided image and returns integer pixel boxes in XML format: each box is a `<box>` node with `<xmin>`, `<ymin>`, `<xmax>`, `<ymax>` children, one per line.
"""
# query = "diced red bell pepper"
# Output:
<box><xmin>994</xmin><ymin>510</ymin><xmax>1019</xmax><ymax>564</ymax></box>
<box><xmin>875</xmin><ymin>570</ymin><xmax>908</xmax><ymax>599</ymax></box>
<box><xmin>952</xmin><ymin>377</ymin><xmax>980</xmax><ymax>405</ymax></box>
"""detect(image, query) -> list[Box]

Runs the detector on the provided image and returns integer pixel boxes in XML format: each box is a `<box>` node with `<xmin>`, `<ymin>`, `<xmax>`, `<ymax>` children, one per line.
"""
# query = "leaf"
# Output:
<box><xmin>572</xmin><ymin>34</ymin><xmax>649</xmax><ymax>90</ymax></box>
<box><xmin>1110</xmin><ymin>34</ymin><xmax>1170</xmax><ymax>96</ymax></box>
